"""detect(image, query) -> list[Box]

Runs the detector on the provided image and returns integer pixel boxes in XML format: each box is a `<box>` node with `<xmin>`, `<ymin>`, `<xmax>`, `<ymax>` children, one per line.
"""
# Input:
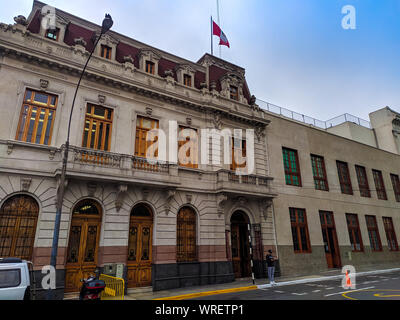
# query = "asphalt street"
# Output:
<box><xmin>192</xmin><ymin>270</ymin><xmax>400</xmax><ymax>300</ymax></box>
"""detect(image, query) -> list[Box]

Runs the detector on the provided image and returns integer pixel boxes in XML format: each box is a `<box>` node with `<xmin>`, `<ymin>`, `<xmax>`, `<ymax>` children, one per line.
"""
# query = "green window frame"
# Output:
<box><xmin>282</xmin><ymin>148</ymin><xmax>302</xmax><ymax>187</ymax></box>
<box><xmin>311</xmin><ymin>154</ymin><xmax>329</xmax><ymax>191</ymax></box>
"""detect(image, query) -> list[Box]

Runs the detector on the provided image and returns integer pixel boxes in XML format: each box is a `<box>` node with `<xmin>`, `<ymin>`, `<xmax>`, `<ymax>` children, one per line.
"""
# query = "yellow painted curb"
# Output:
<box><xmin>153</xmin><ymin>285</ymin><xmax>258</xmax><ymax>300</ymax></box>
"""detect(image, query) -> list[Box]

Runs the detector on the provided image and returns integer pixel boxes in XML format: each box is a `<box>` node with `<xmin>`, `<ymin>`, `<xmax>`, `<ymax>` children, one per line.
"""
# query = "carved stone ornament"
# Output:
<box><xmin>146</xmin><ymin>107</ymin><xmax>153</xmax><ymax>115</ymax></box>
<box><xmin>186</xmin><ymin>117</ymin><xmax>192</xmax><ymax>125</ymax></box>
<box><xmin>210</xmin><ymin>81</ymin><xmax>217</xmax><ymax>91</ymax></box>
<box><xmin>123</xmin><ymin>55</ymin><xmax>134</xmax><ymax>64</ymax></box>
<box><xmin>7</xmin><ymin>142</ymin><xmax>13</xmax><ymax>155</ymax></box>
<box><xmin>40</xmin><ymin>79</ymin><xmax>49</xmax><ymax>89</ymax></box>
<box><xmin>186</xmin><ymin>194</ymin><xmax>193</xmax><ymax>204</ymax></box>
<box><xmin>164</xmin><ymin>69</ymin><xmax>174</xmax><ymax>77</ymax></box>
<box><xmin>212</xmin><ymin>112</ymin><xmax>222</xmax><ymax>130</ymax></box>
<box><xmin>49</xmin><ymin>149</ymin><xmax>56</xmax><ymax>160</ymax></box>
<box><xmin>259</xmin><ymin>198</ymin><xmax>273</xmax><ymax>221</ymax></box>
<box><xmin>236</xmin><ymin>196</ymin><xmax>247</xmax><ymax>206</ymax></box>
<box><xmin>87</xmin><ymin>182</ymin><xmax>97</xmax><ymax>197</ymax></box>
<box><xmin>115</xmin><ymin>184</ymin><xmax>128</xmax><ymax>212</ymax></box>
<box><xmin>98</xmin><ymin>95</ymin><xmax>106</xmax><ymax>104</ymax></box>
<box><xmin>199</xmin><ymin>82</ymin><xmax>208</xmax><ymax>90</ymax></box>
<box><xmin>14</xmin><ymin>15</ymin><xmax>28</xmax><ymax>26</ymax></box>
<box><xmin>217</xmin><ymin>193</ymin><xmax>228</xmax><ymax>217</ymax></box>
<box><xmin>74</xmin><ymin>37</ymin><xmax>87</xmax><ymax>47</ymax></box>
<box><xmin>20</xmin><ymin>178</ymin><xmax>32</xmax><ymax>192</ymax></box>
<box><xmin>164</xmin><ymin>189</ymin><xmax>176</xmax><ymax>215</ymax></box>
<box><xmin>255</xmin><ymin>126</ymin><xmax>266</xmax><ymax>142</ymax></box>
<box><xmin>250</xmin><ymin>95</ymin><xmax>256</xmax><ymax>106</ymax></box>
<box><xmin>123</xmin><ymin>55</ymin><xmax>135</xmax><ymax>72</ymax></box>
<box><xmin>142</xmin><ymin>188</ymin><xmax>150</xmax><ymax>200</ymax></box>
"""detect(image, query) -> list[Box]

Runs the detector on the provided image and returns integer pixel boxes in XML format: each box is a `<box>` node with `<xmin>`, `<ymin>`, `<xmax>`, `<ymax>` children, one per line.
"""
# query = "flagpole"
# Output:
<box><xmin>217</xmin><ymin>0</ymin><xmax>221</xmax><ymax>58</ymax></box>
<box><xmin>210</xmin><ymin>16</ymin><xmax>213</xmax><ymax>56</ymax></box>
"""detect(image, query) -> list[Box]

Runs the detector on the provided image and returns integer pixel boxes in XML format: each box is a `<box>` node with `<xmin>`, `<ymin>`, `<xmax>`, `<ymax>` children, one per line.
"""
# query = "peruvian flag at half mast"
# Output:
<box><xmin>212</xmin><ymin>20</ymin><xmax>230</xmax><ymax>48</ymax></box>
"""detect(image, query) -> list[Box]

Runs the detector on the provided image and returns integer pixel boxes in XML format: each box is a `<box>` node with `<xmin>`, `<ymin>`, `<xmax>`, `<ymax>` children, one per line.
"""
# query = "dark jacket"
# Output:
<box><xmin>266</xmin><ymin>254</ymin><xmax>275</xmax><ymax>267</ymax></box>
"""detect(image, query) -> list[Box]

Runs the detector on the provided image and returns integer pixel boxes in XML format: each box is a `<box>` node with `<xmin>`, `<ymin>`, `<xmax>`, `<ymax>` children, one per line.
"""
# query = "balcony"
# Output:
<box><xmin>217</xmin><ymin>169</ymin><xmax>275</xmax><ymax>198</ymax></box>
<box><xmin>0</xmin><ymin>141</ymin><xmax>275</xmax><ymax>197</ymax></box>
<box><xmin>67</xmin><ymin>146</ymin><xmax>180</xmax><ymax>187</ymax></box>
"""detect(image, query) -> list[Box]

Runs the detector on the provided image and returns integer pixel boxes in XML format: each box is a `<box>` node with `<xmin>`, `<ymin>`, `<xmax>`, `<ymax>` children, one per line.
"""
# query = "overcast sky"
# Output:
<box><xmin>1</xmin><ymin>0</ymin><xmax>399</xmax><ymax>121</ymax></box>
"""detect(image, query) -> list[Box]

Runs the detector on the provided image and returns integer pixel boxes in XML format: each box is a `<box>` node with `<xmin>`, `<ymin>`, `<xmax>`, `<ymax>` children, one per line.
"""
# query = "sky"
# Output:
<box><xmin>0</xmin><ymin>0</ymin><xmax>399</xmax><ymax>121</ymax></box>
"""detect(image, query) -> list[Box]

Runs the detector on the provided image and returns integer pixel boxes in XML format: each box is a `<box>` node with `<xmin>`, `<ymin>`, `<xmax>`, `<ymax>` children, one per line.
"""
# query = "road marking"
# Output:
<box><xmin>292</xmin><ymin>293</ymin><xmax>308</xmax><ymax>296</ymax></box>
<box><xmin>153</xmin><ymin>285</ymin><xmax>258</xmax><ymax>300</ymax></box>
<box><xmin>374</xmin><ymin>291</ymin><xmax>400</xmax><ymax>298</ymax></box>
<box><xmin>325</xmin><ymin>287</ymin><xmax>335</xmax><ymax>290</ymax></box>
<box><xmin>343</xmin><ymin>289</ymin><xmax>400</xmax><ymax>300</ymax></box>
<box><xmin>256</xmin><ymin>267</ymin><xmax>400</xmax><ymax>291</ymax></box>
<box><xmin>274</xmin><ymin>290</ymin><xmax>285</xmax><ymax>293</ymax></box>
<box><xmin>312</xmin><ymin>290</ymin><xmax>321</xmax><ymax>293</ymax></box>
<box><xmin>325</xmin><ymin>286</ymin><xmax>375</xmax><ymax>297</ymax></box>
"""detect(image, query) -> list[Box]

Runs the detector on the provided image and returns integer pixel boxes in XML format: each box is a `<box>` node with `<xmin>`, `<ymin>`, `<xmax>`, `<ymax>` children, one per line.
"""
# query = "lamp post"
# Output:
<box><xmin>47</xmin><ymin>14</ymin><xmax>113</xmax><ymax>300</ymax></box>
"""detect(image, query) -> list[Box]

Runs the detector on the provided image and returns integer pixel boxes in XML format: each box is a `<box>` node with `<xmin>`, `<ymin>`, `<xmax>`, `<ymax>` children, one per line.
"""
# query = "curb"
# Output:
<box><xmin>153</xmin><ymin>285</ymin><xmax>258</xmax><ymax>300</ymax></box>
<box><xmin>152</xmin><ymin>267</ymin><xmax>400</xmax><ymax>300</ymax></box>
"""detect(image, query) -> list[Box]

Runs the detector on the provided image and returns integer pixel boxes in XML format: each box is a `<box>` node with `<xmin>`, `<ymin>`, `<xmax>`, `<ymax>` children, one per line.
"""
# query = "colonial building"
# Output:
<box><xmin>0</xmin><ymin>1</ymin><xmax>276</xmax><ymax>298</ymax></box>
<box><xmin>0</xmin><ymin>1</ymin><xmax>399</xmax><ymax>299</ymax></box>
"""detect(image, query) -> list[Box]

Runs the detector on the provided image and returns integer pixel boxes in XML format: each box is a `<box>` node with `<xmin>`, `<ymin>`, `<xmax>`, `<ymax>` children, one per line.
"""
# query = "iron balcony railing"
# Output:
<box><xmin>256</xmin><ymin>99</ymin><xmax>371</xmax><ymax>129</ymax></box>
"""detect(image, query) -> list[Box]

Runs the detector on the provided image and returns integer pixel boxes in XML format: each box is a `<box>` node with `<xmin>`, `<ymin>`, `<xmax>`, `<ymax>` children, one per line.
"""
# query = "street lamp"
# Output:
<box><xmin>47</xmin><ymin>13</ymin><xmax>113</xmax><ymax>300</ymax></box>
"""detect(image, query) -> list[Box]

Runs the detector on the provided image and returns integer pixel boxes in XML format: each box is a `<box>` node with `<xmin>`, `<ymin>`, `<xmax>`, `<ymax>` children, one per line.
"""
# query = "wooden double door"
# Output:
<box><xmin>320</xmin><ymin>211</ymin><xmax>341</xmax><ymax>269</ymax></box>
<box><xmin>0</xmin><ymin>195</ymin><xmax>39</xmax><ymax>260</ymax></box>
<box><xmin>127</xmin><ymin>204</ymin><xmax>153</xmax><ymax>288</ymax></box>
<box><xmin>65</xmin><ymin>200</ymin><xmax>102</xmax><ymax>293</ymax></box>
<box><xmin>230</xmin><ymin>211</ymin><xmax>251</xmax><ymax>278</ymax></box>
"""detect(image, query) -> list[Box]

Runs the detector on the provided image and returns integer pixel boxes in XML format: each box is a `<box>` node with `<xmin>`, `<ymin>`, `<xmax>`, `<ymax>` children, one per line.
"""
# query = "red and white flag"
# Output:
<box><xmin>212</xmin><ymin>20</ymin><xmax>230</xmax><ymax>48</ymax></box>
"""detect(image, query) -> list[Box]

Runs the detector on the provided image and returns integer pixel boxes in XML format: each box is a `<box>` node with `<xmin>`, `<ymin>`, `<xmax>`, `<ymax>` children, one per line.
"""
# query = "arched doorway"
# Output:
<box><xmin>127</xmin><ymin>203</ymin><xmax>153</xmax><ymax>288</ymax></box>
<box><xmin>230</xmin><ymin>211</ymin><xmax>251</xmax><ymax>278</ymax></box>
<box><xmin>65</xmin><ymin>199</ymin><xmax>102</xmax><ymax>292</ymax></box>
<box><xmin>0</xmin><ymin>195</ymin><xmax>39</xmax><ymax>260</ymax></box>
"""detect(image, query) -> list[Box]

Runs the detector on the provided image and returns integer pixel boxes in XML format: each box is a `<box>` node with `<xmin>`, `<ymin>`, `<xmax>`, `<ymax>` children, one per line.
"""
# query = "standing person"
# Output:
<box><xmin>266</xmin><ymin>249</ymin><xmax>277</xmax><ymax>286</ymax></box>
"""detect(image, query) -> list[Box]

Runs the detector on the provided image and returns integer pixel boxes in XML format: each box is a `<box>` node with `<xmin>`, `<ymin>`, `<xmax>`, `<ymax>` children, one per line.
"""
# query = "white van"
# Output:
<box><xmin>0</xmin><ymin>258</ymin><xmax>35</xmax><ymax>300</ymax></box>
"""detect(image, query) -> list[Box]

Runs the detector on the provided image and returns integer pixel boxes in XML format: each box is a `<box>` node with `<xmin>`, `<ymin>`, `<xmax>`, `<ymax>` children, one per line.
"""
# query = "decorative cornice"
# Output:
<box><xmin>139</xmin><ymin>47</ymin><xmax>161</xmax><ymax>61</ymax></box>
<box><xmin>175</xmin><ymin>63</ymin><xmax>196</xmax><ymax>74</ymax></box>
<box><xmin>0</xmin><ymin>44</ymin><xmax>269</xmax><ymax>128</ymax></box>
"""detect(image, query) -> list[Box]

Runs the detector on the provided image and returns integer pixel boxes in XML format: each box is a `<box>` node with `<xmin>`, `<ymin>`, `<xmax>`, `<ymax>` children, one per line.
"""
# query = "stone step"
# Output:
<box><xmin>127</xmin><ymin>286</ymin><xmax>153</xmax><ymax>294</ymax></box>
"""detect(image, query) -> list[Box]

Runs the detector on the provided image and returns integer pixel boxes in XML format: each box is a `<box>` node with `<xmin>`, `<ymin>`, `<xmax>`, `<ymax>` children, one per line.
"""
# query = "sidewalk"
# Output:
<box><xmin>125</xmin><ymin>264</ymin><xmax>400</xmax><ymax>300</ymax></box>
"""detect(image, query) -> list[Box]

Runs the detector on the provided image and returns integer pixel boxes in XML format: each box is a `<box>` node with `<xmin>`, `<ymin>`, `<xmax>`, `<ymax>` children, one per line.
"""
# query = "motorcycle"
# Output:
<box><xmin>79</xmin><ymin>273</ymin><xmax>106</xmax><ymax>301</ymax></box>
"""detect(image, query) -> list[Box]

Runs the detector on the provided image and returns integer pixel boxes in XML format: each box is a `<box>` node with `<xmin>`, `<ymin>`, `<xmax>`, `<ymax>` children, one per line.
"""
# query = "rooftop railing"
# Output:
<box><xmin>256</xmin><ymin>99</ymin><xmax>371</xmax><ymax>129</ymax></box>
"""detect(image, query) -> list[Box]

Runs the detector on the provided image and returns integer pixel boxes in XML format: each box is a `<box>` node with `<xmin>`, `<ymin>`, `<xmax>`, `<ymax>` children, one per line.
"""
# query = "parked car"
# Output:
<box><xmin>0</xmin><ymin>258</ymin><xmax>35</xmax><ymax>300</ymax></box>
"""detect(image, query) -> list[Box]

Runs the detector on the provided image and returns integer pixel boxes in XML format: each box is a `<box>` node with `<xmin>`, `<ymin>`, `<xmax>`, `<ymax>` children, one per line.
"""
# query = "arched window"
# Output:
<box><xmin>177</xmin><ymin>207</ymin><xmax>197</xmax><ymax>262</ymax></box>
<box><xmin>0</xmin><ymin>195</ymin><xmax>39</xmax><ymax>260</ymax></box>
